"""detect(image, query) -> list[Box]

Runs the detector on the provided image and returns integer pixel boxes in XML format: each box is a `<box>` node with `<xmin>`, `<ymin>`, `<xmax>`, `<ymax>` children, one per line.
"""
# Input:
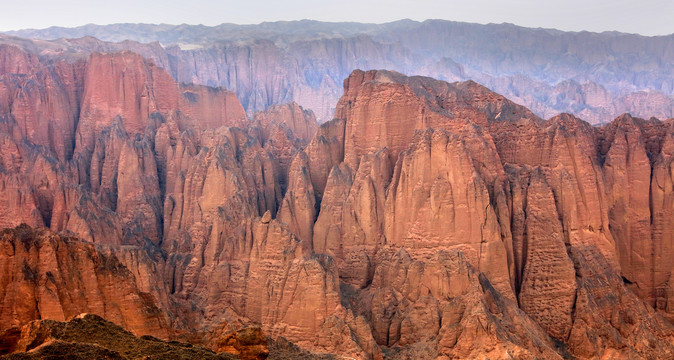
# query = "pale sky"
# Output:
<box><xmin>2</xmin><ymin>0</ymin><xmax>673</xmax><ymax>36</ymax></box>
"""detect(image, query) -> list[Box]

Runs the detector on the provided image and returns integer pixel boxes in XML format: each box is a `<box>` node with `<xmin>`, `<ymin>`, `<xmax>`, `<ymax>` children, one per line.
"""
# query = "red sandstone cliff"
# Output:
<box><xmin>280</xmin><ymin>69</ymin><xmax>674</xmax><ymax>358</ymax></box>
<box><xmin>3</xmin><ymin>40</ymin><xmax>674</xmax><ymax>358</ymax></box>
<box><xmin>0</xmin><ymin>226</ymin><xmax>169</xmax><ymax>338</ymax></box>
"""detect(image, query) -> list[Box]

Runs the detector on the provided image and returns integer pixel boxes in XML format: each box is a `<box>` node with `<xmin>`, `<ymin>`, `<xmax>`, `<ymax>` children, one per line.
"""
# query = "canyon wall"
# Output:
<box><xmin>1</xmin><ymin>41</ymin><xmax>674</xmax><ymax>358</ymax></box>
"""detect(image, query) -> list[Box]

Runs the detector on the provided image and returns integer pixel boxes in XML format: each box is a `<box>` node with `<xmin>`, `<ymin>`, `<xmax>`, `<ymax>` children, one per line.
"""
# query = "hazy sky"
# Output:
<box><xmin>3</xmin><ymin>0</ymin><xmax>673</xmax><ymax>36</ymax></box>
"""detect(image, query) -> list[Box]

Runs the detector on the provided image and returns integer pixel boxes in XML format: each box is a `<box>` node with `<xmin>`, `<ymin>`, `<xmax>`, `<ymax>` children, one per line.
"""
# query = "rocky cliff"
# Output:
<box><xmin>285</xmin><ymin>70</ymin><xmax>674</xmax><ymax>358</ymax></box>
<box><xmin>0</xmin><ymin>226</ymin><xmax>169</xmax><ymax>338</ymax></box>
<box><xmin>2</xmin><ymin>39</ymin><xmax>674</xmax><ymax>358</ymax></box>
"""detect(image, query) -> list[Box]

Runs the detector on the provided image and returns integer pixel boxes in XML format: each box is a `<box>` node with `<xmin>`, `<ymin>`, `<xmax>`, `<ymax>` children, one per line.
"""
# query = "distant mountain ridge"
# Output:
<box><xmin>5</xmin><ymin>20</ymin><xmax>387</xmax><ymax>44</ymax></box>
<box><xmin>3</xmin><ymin>19</ymin><xmax>673</xmax><ymax>124</ymax></box>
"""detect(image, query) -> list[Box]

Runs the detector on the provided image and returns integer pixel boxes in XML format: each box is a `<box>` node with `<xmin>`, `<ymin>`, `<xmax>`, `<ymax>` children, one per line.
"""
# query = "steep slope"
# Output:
<box><xmin>0</xmin><ymin>44</ymin><xmax>249</xmax><ymax>245</ymax></box>
<box><xmin>0</xmin><ymin>226</ymin><xmax>169</xmax><ymax>337</ymax></box>
<box><xmin>282</xmin><ymin>69</ymin><xmax>674</xmax><ymax>358</ymax></box>
<box><xmin>0</xmin><ymin>44</ymin><xmax>370</xmax><ymax>358</ymax></box>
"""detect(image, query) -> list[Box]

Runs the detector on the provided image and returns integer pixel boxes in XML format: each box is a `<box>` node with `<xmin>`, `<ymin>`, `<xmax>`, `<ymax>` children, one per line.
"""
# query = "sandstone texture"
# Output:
<box><xmin>279</xmin><ymin>69</ymin><xmax>674</xmax><ymax>358</ymax></box>
<box><xmin>214</xmin><ymin>327</ymin><xmax>269</xmax><ymax>360</ymax></box>
<box><xmin>2</xmin><ymin>38</ymin><xmax>674</xmax><ymax>359</ymax></box>
<box><xmin>0</xmin><ymin>226</ymin><xmax>169</xmax><ymax>337</ymax></box>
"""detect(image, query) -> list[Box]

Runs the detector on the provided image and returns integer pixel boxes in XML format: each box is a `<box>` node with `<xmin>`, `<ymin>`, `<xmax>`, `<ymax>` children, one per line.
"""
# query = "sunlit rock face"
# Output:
<box><xmin>0</xmin><ymin>226</ymin><xmax>170</xmax><ymax>338</ymax></box>
<box><xmin>1</xmin><ymin>40</ymin><xmax>674</xmax><ymax>359</ymax></box>
<box><xmin>286</xmin><ymin>69</ymin><xmax>674</xmax><ymax>358</ymax></box>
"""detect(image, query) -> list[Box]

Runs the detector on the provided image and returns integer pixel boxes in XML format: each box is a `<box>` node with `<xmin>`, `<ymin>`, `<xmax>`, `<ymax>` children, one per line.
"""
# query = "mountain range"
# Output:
<box><xmin>3</xmin><ymin>19</ymin><xmax>674</xmax><ymax>124</ymax></box>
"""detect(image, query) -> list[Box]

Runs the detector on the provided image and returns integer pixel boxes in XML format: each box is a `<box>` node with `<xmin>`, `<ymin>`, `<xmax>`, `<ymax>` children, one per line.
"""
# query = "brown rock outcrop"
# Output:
<box><xmin>214</xmin><ymin>327</ymin><xmax>269</xmax><ymax>360</ymax></box>
<box><xmin>277</xmin><ymin>117</ymin><xmax>346</xmax><ymax>246</ymax></box>
<box><xmin>75</xmin><ymin>51</ymin><xmax>246</xmax><ymax>154</ymax></box>
<box><xmin>0</xmin><ymin>226</ymin><xmax>169</xmax><ymax>337</ymax></box>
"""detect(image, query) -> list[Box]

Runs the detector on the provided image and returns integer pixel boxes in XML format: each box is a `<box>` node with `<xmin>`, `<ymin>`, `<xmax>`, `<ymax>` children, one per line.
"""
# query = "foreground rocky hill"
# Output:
<box><xmin>0</xmin><ymin>314</ymin><xmax>239</xmax><ymax>360</ymax></box>
<box><xmin>1</xmin><ymin>41</ymin><xmax>674</xmax><ymax>358</ymax></box>
<box><xmin>0</xmin><ymin>313</ymin><xmax>318</xmax><ymax>359</ymax></box>
<box><xmin>3</xmin><ymin>19</ymin><xmax>674</xmax><ymax>124</ymax></box>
